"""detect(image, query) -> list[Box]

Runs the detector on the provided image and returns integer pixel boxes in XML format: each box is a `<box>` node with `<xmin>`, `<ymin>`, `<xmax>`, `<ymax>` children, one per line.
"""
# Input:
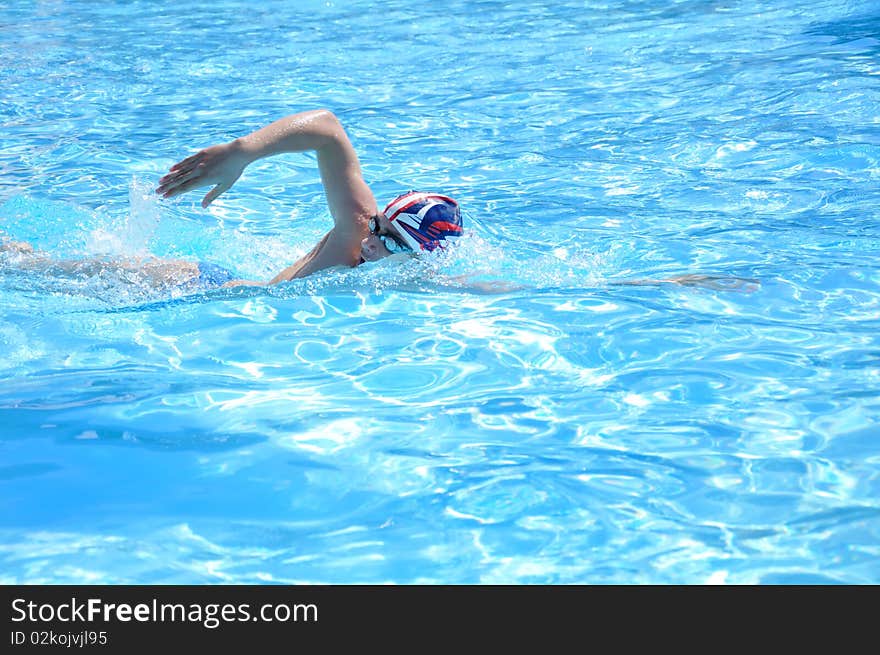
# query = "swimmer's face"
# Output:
<box><xmin>360</xmin><ymin>213</ymin><xmax>412</xmax><ymax>262</ymax></box>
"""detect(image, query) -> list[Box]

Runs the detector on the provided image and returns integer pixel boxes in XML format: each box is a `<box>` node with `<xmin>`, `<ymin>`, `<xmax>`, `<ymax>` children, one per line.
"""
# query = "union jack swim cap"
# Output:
<box><xmin>382</xmin><ymin>191</ymin><xmax>463</xmax><ymax>252</ymax></box>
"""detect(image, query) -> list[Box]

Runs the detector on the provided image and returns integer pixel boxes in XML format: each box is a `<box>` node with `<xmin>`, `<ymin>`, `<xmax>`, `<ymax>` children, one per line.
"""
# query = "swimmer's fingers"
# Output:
<box><xmin>158</xmin><ymin>166</ymin><xmax>194</xmax><ymax>186</ymax></box>
<box><xmin>157</xmin><ymin>165</ymin><xmax>207</xmax><ymax>197</ymax></box>
<box><xmin>161</xmin><ymin>177</ymin><xmax>209</xmax><ymax>199</ymax></box>
<box><xmin>158</xmin><ymin>160</ymin><xmax>204</xmax><ymax>186</ymax></box>
<box><xmin>169</xmin><ymin>152</ymin><xmax>203</xmax><ymax>172</ymax></box>
<box><xmin>156</xmin><ymin>152</ymin><xmax>205</xmax><ymax>195</ymax></box>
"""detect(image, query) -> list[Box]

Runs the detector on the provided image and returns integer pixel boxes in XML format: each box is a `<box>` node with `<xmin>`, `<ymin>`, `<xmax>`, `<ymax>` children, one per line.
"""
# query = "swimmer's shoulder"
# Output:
<box><xmin>269</xmin><ymin>228</ymin><xmax>362</xmax><ymax>283</ymax></box>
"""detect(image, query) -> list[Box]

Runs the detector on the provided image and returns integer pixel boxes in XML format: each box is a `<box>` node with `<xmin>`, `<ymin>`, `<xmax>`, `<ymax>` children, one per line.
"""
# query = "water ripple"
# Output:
<box><xmin>1</xmin><ymin>0</ymin><xmax>879</xmax><ymax>583</ymax></box>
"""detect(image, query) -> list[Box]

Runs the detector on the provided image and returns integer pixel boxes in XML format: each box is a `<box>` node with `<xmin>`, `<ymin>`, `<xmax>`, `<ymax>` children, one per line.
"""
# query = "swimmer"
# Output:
<box><xmin>1</xmin><ymin>109</ymin><xmax>464</xmax><ymax>290</ymax></box>
<box><xmin>1</xmin><ymin>108</ymin><xmax>757</xmax><ymax>293</ymax></box>
<box><xmin>155</xmin><ymin>108</ymin><xmax>464</xmax><ymax>287</ymax></box>
<box><xmin>0</xmin><ymin>236</ymin><xmax>756</xmax><ymax>294</ymax></box>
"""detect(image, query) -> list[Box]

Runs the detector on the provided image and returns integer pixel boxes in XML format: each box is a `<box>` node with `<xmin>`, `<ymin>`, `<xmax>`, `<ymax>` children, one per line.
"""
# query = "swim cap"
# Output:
<box><xmin>382</xmin><ymin>191</ymin><xmax>463</xmax><ymax>252</ymax></box>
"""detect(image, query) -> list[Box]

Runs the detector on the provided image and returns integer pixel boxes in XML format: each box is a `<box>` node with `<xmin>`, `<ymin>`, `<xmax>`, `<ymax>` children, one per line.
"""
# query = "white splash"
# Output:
<box><xmin>85</xmin><ymin>177</ymin><xmax>160</xmax><ymax>256</ymax></box>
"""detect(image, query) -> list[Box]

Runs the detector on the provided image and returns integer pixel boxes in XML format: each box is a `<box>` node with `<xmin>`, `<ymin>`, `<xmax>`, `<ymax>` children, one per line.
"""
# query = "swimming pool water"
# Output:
<box><xmin>1</xmin><ymin>0</ymin><xmax>879</xmax><ymax>583</ymax></box>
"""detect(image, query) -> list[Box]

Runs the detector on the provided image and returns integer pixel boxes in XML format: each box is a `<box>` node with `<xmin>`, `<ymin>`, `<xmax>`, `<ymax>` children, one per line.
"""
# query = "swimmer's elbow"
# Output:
<box><xmin>313</xmin><ymin>109</ymin><xmax>349</xmax><ymax>144</ymax></box>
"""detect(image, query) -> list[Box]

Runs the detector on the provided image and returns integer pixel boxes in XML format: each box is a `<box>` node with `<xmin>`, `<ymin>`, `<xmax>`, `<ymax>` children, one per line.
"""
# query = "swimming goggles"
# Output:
<box><xmin>369</xmin><ymin>216</ymin><xmax>412</xmax><ymax>254</ymax></box>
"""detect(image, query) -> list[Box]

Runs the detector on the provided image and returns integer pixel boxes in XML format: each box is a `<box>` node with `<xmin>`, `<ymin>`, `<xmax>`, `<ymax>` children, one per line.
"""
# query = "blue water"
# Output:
<box><xmin>2</xmin><ymin>0</ymin><xmax>879</xmax><ymax>584</ymax></box>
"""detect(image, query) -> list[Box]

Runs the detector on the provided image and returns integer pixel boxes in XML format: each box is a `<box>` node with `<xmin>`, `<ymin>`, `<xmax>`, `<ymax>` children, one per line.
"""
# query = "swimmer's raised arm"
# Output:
<box><xmin>156</xmin><ymin>109</ymin><xmax>377</xmax><ymax>232</ymax></box>
<box><xmin>157</xmin><ymin>109</ymin><xmax>464</xmax><ymax>285</ymax></box>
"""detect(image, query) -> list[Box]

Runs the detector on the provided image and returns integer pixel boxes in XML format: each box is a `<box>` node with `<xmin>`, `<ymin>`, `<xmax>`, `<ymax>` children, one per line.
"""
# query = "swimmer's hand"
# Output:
<box><xmin>156</xmin><ymin>140</ymin><xmax>251</xmax><ymax>208</ymax></box>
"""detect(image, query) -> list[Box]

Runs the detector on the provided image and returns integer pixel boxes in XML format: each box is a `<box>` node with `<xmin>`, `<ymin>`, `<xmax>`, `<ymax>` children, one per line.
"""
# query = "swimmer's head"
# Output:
<box><xmin>360</xmin><ymin>191</ymin><xmax>463</xmax><ymax>262</ymax></box>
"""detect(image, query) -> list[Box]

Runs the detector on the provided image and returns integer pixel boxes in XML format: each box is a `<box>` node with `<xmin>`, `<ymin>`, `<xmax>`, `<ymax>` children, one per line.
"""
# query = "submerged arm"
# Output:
<box><xmin>610</xmin><ymin>274</ymin><xmax>760</xmax><ymax>292</ymax></box>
